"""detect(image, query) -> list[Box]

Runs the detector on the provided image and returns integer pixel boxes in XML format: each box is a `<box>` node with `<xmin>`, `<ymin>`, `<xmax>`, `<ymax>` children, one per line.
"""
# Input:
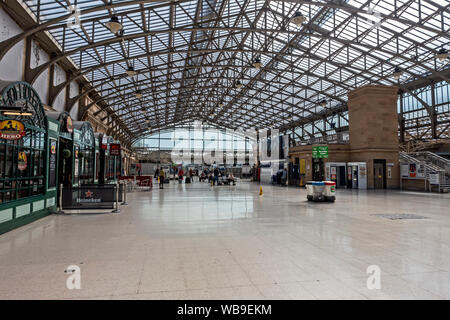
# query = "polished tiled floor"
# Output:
<box><xmin>0</xmin><ymin>180</ymin><xmax>449</xmax><ymax>300</ymax></box>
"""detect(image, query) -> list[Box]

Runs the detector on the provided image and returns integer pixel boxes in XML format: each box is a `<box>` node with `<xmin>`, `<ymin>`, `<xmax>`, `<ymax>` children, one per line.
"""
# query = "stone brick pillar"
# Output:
<box><xmin>347</xmin><ymin>85</ymin><xmax>400</xmax><ymax>189</ymax></box>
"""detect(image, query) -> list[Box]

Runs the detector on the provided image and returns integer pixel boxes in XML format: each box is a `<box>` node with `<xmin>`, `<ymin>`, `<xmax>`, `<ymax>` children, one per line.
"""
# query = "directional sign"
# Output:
<box><xmin>312</xmin><ymin>146</ymin><xmax>328</xmax><ymax>158</ymax></box>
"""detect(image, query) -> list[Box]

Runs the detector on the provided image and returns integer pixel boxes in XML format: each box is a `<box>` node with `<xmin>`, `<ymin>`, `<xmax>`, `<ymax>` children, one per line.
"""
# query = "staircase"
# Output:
<box><xmin>399</xmin><ymin>151</ymin><xmax>450</xmax><ymax>192</ymax></box>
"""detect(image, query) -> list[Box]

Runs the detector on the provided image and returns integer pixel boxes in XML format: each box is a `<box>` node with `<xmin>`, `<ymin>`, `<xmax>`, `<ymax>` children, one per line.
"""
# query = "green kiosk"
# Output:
<box><xmin>97</xmin><ymin>133</ymin><xmax>121</xmax><ymax>184</ymax></box>
<box><xmin>46</xmin><ymin>111</ymin><xmax>74</xmax><ymax>190</ymax></box>
<box><xmin>0</xmin><ymin>81</ymin><xmax>57</xmax><ymax>234</ymax></box>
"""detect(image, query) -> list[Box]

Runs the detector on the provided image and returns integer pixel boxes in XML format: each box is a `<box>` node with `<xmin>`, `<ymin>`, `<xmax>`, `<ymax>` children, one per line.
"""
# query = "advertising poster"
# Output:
<box><xmin>409</xmin><ymin>163</ymin><xmax>416</xmax><ymax>178</ymax></box>
<box><xmin>401</xmin><ymin>164</ymin><xmax>409</xmax><ymax>177</ymax></box>
<box><xmin>331</xmin><ymin>166</ymin><xmax>337</xmax><ymax>180</ymax></box>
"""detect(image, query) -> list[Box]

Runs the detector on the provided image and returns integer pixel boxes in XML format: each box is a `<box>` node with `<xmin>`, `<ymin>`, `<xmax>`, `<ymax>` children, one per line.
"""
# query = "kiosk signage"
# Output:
<box><xmin>0</xmin><ymin>119</ymin><xmax>26</xmax><ymax>140</ymax></box>
<box><xmin>110</xmin><ymin>143</ymin><xmax>121</xmax><ymax>156</ymax></box>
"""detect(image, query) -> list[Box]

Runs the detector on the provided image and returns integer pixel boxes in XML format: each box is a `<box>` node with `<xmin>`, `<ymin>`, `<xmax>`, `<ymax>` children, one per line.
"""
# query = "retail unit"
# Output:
<box><xmin>0</xmin><ymin>81</ymin><xmax>57</xmax><ymax>234</ymax></box>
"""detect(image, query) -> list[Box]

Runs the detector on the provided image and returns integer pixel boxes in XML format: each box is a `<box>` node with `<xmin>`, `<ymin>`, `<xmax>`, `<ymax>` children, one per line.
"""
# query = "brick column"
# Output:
<box><xmin>347</xmin><ymin>85</ymin><xmax>400</xmax><ymax>189</ymax></box>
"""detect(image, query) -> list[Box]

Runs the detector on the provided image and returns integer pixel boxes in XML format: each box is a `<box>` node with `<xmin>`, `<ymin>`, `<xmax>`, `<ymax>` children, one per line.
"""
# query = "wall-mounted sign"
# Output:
<box><xmin>401</xmin><ymin>164</ymin><xmax>409</xmax><ymax>177</ymax></box>
<box><xmin>49</xmin><ymin>140</ymin><xmax>57</xmax><ymax>188</ymax></box>
<box><xmin>65</xmin><ymin>116</ymin><xmax>73</xmax><ymax>133</ymax></box>
<box><xmin>417</xmin><ymin>164</ymin><xmax>425</xmax><ymax>178</ymax></box>
<box><xmin>0</xmin><ymin>119</ymin><xmax>26</xmax><ymax>140</ymax></box>
<box><xmin>429</xmin><ymin>173</ymin><xmax>440</xmax><ymax>185</ymax></box>
<box><xmin>359</xmin><ymin>166</ymin><xmax>366</xmax><ymax>177</ymax></box>
<box><xmin>312</xmin><ymin>146</ymin><xmax>328</xmax><ymax>158</ymax></box>
<box><xmin>330</xmin><ymin>166</ymin><xmax>337</xmax><ymax>180</ymax></box>
<box><xmin>18</xmin><ymin>151</ymin><xmax>27</xmax><ymax>171</ymax></box>
<box><xmin>110</xmin><ymin>143</ymin><xmax>121</xmax><ymax>156</ymax></box>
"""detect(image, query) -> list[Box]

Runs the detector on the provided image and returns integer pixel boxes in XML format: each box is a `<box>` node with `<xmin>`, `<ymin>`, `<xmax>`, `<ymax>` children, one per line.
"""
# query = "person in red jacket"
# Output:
<box><xmin>178</xmin><ymin>168</ymin><xmax>184</xmax><ymax>183</ymax></box>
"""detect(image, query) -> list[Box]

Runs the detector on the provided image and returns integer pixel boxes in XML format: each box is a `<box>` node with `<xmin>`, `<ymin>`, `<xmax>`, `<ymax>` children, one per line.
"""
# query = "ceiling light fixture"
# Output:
<box><xmin>290</xmin><ymin>11</ymin><xmax>307</xmax><ymax>27</ymax></box>
<box><xmin>253</xmin><ymin>58</ymin><xmax>262</xmax><ymax>69</ymax></box>
<box><xmin>126</xmin><ymin>66</ymin><xmax>137</xmax><ymax>77</ymax></box>
<box><xmin>393</xmin><ymin>67</ymin><xmax>403</xmax><ymax>80</ymax></box>
<box><xmin>106</xmin><ymin>16</ymin><xmax>123</xmax><ymax>34</ymax></box>
<box><xmin>0</xmin><ymin>105</ymin><xmax>33</xmax><ymax>117</ymax></box>
<box><xmin>436</xmin><ymin>47</ymin><xmax>449</xmax><ymax>62</ymax></box>
<box><xmin>3</xmin><ymin>111</ymin><xmax>33</xmax><ymax>116</ymax></box>
<box><xmin>135</xmin><ymin>90</ymin><xmax>143</xmax><ymax>99</ymax></box>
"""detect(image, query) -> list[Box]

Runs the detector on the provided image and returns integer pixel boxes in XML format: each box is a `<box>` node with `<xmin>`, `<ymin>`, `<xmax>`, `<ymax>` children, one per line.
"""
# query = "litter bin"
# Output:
<box><xmin>324</xmin><ymin>181</ymin><xmax>336</xmax><ymax>202</ymax></box>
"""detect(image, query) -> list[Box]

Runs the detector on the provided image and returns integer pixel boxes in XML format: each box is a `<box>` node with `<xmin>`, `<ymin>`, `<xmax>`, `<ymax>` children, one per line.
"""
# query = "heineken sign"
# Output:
<box><xmin>312</xmin><ymin>146</ymin><xmax>328</xmax><ymax>158</ymax></box>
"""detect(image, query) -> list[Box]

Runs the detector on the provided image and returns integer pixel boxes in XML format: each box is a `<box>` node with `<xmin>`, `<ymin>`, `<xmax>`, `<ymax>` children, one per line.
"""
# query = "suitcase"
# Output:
<box><xmin>185</xmin><ymin>177</ymin><xmax>191</xmax><ymax>183</ymax></box>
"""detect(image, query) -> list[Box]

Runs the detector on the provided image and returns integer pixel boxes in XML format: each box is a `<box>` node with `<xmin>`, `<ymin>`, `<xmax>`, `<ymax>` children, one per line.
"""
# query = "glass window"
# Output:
<box><xmin>0</xmin><ymin>127</ymin><xmax>46</xmax><ymax>204</ymax></box>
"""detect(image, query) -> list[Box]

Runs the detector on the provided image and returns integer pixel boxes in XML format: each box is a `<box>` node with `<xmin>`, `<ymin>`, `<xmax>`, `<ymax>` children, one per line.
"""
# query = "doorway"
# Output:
<box><xmin>373</xmin><ymin>159</ymin><xmax>386</xmax><ymax>189</ymax></box>
<box><xmin>313</xmin><ymin>158</ymin><xmax>324</xmax><ymax>181</ymax></box>
<box><xmin>58</xmin><ymin>139</ymin><xmax>73</xmax><ymax>187</ymax></box>
<box><xmin>338</xmin><ymin>166</ymin><xmax>346</xmax><ymax>188</ymax></box>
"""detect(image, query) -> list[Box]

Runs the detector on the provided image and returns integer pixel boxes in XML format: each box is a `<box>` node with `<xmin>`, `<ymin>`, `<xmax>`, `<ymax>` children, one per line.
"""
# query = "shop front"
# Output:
<box><xmin>46</xmin><ymin>111</ymin><xmax>74</xmax><ymax>190</ymax></box>
<box><xmin>0</xmin><ymin>81</ymin><xmax>57</xmax><ymax>234</ymax></box>
<box><xmin>72</xmin><ymin>121</ymin><xmax>95</xmax><ymax>186</ymax></box>
<box><xmin>97</xmin><ymin>133</ymin><xmax>121</xmax><ymax>184</ymax></box>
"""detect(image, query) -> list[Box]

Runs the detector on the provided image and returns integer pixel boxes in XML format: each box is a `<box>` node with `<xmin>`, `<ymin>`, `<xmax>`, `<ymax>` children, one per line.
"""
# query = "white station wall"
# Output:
<box><xmin>0</xmin><ymin>8</ymin><xmax>81</xmax><ymax>120</ymax></box>
<box><xmin>0</xmin><ymin>7</ymin><xmax>24</xmax><ymax>81</ymax></box>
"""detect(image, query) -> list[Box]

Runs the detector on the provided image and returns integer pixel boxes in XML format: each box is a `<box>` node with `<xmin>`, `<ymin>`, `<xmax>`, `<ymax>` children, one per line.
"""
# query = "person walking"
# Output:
<box><xmin>159</xmin><ymin>168</ymin><xmax>165</xmax><ymax>189</ymax></box>
<box><xmin>178</xmin><ymin>168</ymin><xmax>184</xmax><ymax>184</ymax></box>
<box><xmin>213</xmin><ymin>167</ymin><xmax>219</xmax><ymax>186</ymax></box>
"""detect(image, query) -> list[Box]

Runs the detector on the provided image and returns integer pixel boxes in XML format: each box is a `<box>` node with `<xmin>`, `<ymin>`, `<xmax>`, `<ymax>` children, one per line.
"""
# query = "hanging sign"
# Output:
<box><xmin>110</xmin><ymin>143</ymin><xmax>121</xmax><ymax>156</ymax></box>
<box><xmin>0</xmin><ymin>120</ymin><xmax>26</xmax><ymax>140</ymax></box>
<box><xmin>18</xmin><ymin>151</ymin><xmax>27</xmax><ymax>171</ymax></box>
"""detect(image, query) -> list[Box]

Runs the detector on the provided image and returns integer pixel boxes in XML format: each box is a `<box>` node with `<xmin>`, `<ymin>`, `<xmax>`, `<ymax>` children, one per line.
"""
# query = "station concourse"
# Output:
<box><xmin>0</xmin><ymin>0</ymin><xmax>449</xmax><ymax>301</ymax></box>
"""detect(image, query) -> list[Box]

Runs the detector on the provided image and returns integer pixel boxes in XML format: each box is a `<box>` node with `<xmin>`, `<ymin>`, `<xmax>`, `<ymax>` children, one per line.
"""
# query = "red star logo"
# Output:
<box><xmin>85</xmin><ymin>190</ymin><xmax>93</xmax><ymax>198</ymax></box>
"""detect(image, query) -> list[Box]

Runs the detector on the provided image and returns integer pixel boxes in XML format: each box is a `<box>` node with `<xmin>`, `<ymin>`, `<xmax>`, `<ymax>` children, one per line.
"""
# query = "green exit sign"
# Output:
<box><xmin>312</xmin><ymin>146</ymin><xmax>329</xmax><ymax>158</ymax></box>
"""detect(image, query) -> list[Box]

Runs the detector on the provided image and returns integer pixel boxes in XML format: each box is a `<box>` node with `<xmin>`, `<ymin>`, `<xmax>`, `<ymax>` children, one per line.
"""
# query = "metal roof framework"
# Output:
<box><xmin>0</xmin><ymin>0</ymin><xmax>448</xmax><ymax>146</ymax></box>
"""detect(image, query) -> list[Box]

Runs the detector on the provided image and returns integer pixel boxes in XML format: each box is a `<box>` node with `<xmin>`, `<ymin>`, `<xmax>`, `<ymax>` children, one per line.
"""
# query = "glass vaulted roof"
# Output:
<box><xmin>20</xmin><ymin>0</ymin><xmax>450</xmax><ymax>143</ymax></box>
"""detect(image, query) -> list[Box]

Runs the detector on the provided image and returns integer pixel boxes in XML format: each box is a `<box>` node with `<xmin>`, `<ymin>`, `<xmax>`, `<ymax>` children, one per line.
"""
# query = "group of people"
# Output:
<box><xmin>154</xmin><ymin>166</ymin><xmax>236</xmax><ymax>189</ymax></box>
<box><xmin>199</xmin><ymin>167</ymin><xmax>236</xmax><ymax>186</ymax></box>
